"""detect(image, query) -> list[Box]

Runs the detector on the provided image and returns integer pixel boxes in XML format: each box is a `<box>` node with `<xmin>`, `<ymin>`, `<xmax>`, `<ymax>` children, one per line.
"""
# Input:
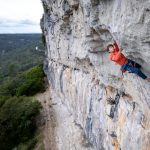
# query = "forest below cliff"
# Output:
<box><xmin>0</xmin><ymin>34</ymin><xmax>46</xmax><ymax>150</ymax></box>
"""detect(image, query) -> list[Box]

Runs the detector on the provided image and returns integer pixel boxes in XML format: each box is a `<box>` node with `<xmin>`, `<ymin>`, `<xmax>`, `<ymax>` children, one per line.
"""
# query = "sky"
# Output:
<box><xmin>0</xmin><ymin>0</ymin><xmax>44</xmax><ymax>33</ymax></box>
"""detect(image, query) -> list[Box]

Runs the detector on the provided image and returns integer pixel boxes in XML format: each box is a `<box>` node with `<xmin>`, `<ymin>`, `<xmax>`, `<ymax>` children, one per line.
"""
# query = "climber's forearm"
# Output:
<box><xmin>113</xmin><ymin>40</ymin><xmax>116</xmax><ymax>44</ymax></box>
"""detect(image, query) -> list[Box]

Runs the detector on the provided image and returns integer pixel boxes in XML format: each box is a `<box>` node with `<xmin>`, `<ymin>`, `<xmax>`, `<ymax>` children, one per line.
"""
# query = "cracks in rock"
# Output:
<box><xmin>46</xmin><ymin>14</ymin><xmax>60</xmax><ymax>35</ymax></box>
<box><xmin>47</xmin><ymin>57</ymin><xmax>96</xmax><ymax>76</ymax></box>
<box><xmin>57</xmin><ymin>0</ymin><xmax>63</xmax><ymax>9</ymax></box>
<box><xmin>109</xmin><ymin>131</ymin><xmax>117</xmax><ymax>138</ymax></box>
<box><xmin>138</xmin><ymin>111</ymin><xmax>146</xmax><ymax>129</ymax></box>
<box><xmin>49</xmin><ymin>103</ymin><xmax>58</xmax><ymax>108</ymax></box>
<box><xmin>107</xmin><ymin>97</ymin><xmax>116</xmax><ymax>105</ymax></box>
<box><xmin>84</xmin><ymin>93</ymin><xmax>94</xmax><ymax>147</ymax></box>
<box><xmin>140</xmin><ymin>114</ymin><xmax>146</xmax><ymax>129</ymax></box>
<box><xmin>106</xmin><ymin>89</ymin><xmax>123</xmax><ymax>121</ymax></box>
<box><xmin>73</xmin><ymin>121</ymin><xmax>83</xmax><ymax>130</ymax></box>
<box><xmin>49</xmin><ymin>58</ymin><xmax>82</xmax><ymax>73</ymax></box>
<box><xmin>43</xmin><ymin>59</ymin><xmax>56</xmax><ymax>89</ymax></box>
<box><xmin>62</xmin><ymin>0</ymin><xmax>74</xmax><ymax>24</ymax></box>
<box><xmin>112</xmin><ymin>137</ymin><xmax>121</xmax><ymax>150</ymax></box>
<box><xmin>90</xmin><ymin>0</ymin><xmax>100</xmax><ymax>6</ymax></box>
<box><xmin>75</xmin><ymin>56</ymin><xmax>94</xmax><ymax>73</ymax></box>
<box><xmin>86</xmin><ymin>26</ymin><xmax>113</xmax><ymax>53</ymax></box>
<box><xmin>48</xmin><ymin>58</ymin><xmax>96</xmax><ymax>95</ymax></box>
<box><xmin>60</xmin><ymin>13</ymin><xmax>72</xmax><ymax>35</ymax></box>
<box><xmin>62</xmin><ymin>0</ymin><xmax>72</xmax><ymax>15</ymax></box>
<box><xmin>59</xmin><ymin>65</ymin><xmax>69</xmax><ymax>94</ymax></box>
<box><xmin>50</xmin><ymin>58</ymin><xmax>69</xmax><ymax>68</ymax></box>
<box><xmin>83</xmin><ymin>85</ymin><xmax>101</xmax><ymax>148</ymax></box>
<box><xmin>55</xmin><ymin>32</ymin><xmax>61</xmax><ymax>59</ymax></box>
<box><xmin>109</xmin><ymin>131</ymin><xmax>121</xmax><ymax>150</ymax></box>
<box><xmin>48</xmin><ymin>63</ymin><xmax>56</xmax><ymax>89</ymax></box>
<box><xmin>132</xmin><ymin>102</ymin><xmax>136</xmax><ymax>111</ymax></box>
<box><xmin>56</xmin><ymin>33</ymin><xmax>61</xmax><ymax>49</ymax></box>
<box><xmin>139</xmin><ymin>7</ymin><xmax>150</xmax><ymax>24</ymax></box>
<box><xmin>82</xmin><ymin>133</ymin><xmax>93</xmax><ymax>148</ymax></box>
<box><xmin>125</xmin><ymin>99</ymin><xmax>136</xmax><ymax>116</ymax></box>
<box><xmin>43</xmin><ymin>58</ymin><xmax>49</xmax><ymax>74</ymax></box>
<box><xmin>122</xmin><ymin>93</ymin><xmax>133</xmax><ymax>100</ymax></box>
<box><xmin>91</xmin><ymin>78</ymin><xmax>105</xmax><ymax>101</ymax></box>
<box><xmin>59</xmin><ymin>66</ymin><xmax>64</xmax><ymax>94</ymax></box>
<box><xmin>72</xmin><ymin>3</ymin><xmax>79</xmax><ymax>11</ymax></box>
<box><xmin>125</xmin><ymin>100</ymin><xmax>137</xmax><ymax>113</ymax></box>
<box><xmin>106</xmin><ymin>86</ymin><xmax>134</xmax><ymax>121</ymax></box>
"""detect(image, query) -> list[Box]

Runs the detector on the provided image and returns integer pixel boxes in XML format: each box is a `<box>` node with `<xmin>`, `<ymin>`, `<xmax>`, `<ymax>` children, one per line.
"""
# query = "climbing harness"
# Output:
<box><xmin>121</xmin><ymin>59</ymin><xmax>142</xmax><ymax>74</ymax></box>
<box><xmin>127</xmin><ymin>59</ymin><xmax>142</xmax><ymax>69</ymax></box>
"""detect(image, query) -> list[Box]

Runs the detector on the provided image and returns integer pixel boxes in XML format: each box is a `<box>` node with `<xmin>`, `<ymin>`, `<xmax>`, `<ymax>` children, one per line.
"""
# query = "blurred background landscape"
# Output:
<box><xmin>0</xmin><ymin>0</ymin><xmax>47</xmax><ymax>149</ymax></box>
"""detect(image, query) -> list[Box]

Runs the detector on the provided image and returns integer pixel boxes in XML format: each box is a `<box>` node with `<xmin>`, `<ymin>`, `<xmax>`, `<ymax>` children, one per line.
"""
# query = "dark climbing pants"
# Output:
<box><xmin>121</xmin><ymin>59</ymin><xmax>147</xmax><ymax>79</ymax></box>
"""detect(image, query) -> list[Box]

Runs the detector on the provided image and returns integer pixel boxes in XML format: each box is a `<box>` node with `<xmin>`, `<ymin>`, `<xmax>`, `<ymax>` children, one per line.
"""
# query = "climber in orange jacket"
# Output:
<box><xmin>107</xmin><ymin>41</ymin><xmax>150</xmax><ymax>82</ymax></box>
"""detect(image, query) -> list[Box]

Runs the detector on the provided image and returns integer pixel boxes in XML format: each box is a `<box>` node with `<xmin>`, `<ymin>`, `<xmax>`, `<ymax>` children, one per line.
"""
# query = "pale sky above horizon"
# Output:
<box><xmin>0</xmin><ymin>0</ymin><xmax>44</xmax><ymax>33</ymax></box>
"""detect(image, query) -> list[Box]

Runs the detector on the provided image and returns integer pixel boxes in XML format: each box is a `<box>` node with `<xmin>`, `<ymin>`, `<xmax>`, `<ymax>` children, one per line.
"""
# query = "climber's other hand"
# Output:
<box><xmin>118</xmin><ymin>71</ymin><xmax>124</xmax><ymax>80</ymax></box>
<box><xmin>119</xmin><ymin>76</ymin><xmax>124</xmax><ymax>80</ymax></box>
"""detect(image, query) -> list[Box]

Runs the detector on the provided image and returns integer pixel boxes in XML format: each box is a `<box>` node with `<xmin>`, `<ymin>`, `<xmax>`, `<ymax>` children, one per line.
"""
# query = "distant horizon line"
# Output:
<box><xmin>0</xmin><ymin>33</ymin><xmax>42</xmax><ymax>34</ymax></box>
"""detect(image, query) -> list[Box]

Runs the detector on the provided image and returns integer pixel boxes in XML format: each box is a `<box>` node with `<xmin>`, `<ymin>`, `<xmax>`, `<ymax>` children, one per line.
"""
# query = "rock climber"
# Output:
<box><xmin>106</xmin><ymin>41</ymin><xmax>150</xmax><ymax>82</ymax></box>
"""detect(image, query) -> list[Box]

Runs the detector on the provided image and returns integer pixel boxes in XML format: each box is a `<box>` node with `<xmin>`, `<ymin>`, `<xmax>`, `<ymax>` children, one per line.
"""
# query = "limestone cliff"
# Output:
<box><xmin>40</xmin><ymin>0</ymin><xmax>150</xmax><ymax>150</ymax></box>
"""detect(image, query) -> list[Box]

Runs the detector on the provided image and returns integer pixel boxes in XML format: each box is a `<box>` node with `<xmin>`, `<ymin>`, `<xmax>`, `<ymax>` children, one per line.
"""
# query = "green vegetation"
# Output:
<box><xmin>16</xmin><ymin>65</ymin><xmax>45</xmax><ymax>96</ymax></box>
<box><xmin>0</xmin><ymin>65</ymin><xmax>46</xmax><ymax>96</ymax></box>
<box><xmin>17</xmin><ymin>128</ymin><xmax>45</xmax><ymax>150</ymax></box>
<box><xmin>0</xmin><ymin>96</ymin><xmax>42</xmax><ymax>150</ymax></box>
<box><xmin>0</xmin><ymin>34</ymin><xmax>45</xmax><ymax>83</ymax></box>
<box><xmin>0</xmin><ymin>34</ymin><xmax>46</xmax><ymax>150</ymax></box>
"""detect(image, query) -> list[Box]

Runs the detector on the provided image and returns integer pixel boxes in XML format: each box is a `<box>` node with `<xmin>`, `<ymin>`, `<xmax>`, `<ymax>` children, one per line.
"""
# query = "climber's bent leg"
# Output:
<box><xmin>135</xmin><ymin>69</ymin><xmax>147</xmax><ymax>79</ymax></box>
<box><xmin>127</xmin><ymin>59</ymin><xmax>142</xmax><ymax>69</ymax></box>
<box><xmin>126</xmin><ymin>66</ymin><xmax>147</xmax><ymax>79</ymax></box>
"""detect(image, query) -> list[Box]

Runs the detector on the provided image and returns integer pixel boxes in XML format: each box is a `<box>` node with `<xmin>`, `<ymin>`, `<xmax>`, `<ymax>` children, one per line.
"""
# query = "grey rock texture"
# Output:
<box><xmin>41</xmin><ymin>0</ymin><xmax>150</xmax><ymax>149</ymax></box>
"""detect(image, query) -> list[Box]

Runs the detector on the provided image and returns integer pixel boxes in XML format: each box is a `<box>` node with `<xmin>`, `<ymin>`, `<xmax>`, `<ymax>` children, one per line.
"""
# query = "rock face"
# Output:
<box><xmin>41</xmin><ymin>0</ymin><xmax>150</xmax><ymax>150</ymax></box>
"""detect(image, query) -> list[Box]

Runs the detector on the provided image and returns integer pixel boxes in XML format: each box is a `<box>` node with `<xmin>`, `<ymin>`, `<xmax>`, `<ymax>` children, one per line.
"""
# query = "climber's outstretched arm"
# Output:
<box><xmin>113</xmin><ymin>40</ymin><xmax>123</xmax><ymax>52</ymax></box>
<box><xmin>113</xmin><ymin>40</ymin><xmax>120</xmax><ymax>52</ymax></box>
